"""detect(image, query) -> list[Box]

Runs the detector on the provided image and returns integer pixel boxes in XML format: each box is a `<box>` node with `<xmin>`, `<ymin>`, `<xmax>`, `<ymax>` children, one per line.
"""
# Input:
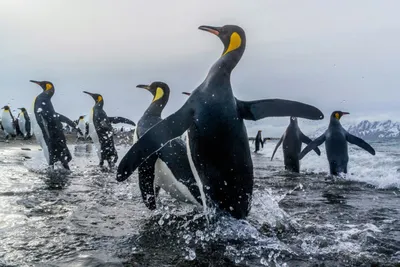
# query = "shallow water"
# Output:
<box><xmin>0</xmin><ymin>139</ymin><xmax>399</xmax><ymax>267</ymax></box>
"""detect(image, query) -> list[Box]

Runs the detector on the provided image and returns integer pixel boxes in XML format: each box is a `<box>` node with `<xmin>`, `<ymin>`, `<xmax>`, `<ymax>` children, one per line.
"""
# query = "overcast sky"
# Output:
<box><xmin>1</xmin><ymin>0</ymin><xmax>399</xmax><ymax>136</ymax></box>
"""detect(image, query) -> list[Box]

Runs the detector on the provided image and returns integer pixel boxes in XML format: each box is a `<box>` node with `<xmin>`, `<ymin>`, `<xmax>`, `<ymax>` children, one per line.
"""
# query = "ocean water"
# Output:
<box><xmin>0</xmin><ymin>138</ymin><xmax>399</xmax><ymax>267</ymax></box>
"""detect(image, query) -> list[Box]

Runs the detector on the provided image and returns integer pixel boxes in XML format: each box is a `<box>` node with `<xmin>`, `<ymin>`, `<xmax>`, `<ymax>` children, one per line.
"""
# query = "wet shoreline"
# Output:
<box><xmin>0</xmin><ymin>139</ymin><xmax>399</xmax><ymax>267</ymax></box>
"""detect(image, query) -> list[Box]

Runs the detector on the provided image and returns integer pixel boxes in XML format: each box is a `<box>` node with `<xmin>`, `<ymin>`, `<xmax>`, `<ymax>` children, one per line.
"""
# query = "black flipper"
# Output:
<box><xmin>299</xmin><ymin>133</ymin><xmax>326</xmax><ymax>160</ymax></box>
<box><xmin>56</xmin><ymin>113</ymin><xmax>83</xmax><ymax>136</ymax></box>
<box><xmin>138</xmin><ymin>155</ymin><xmax>158</xmax><ymax>210</ymax></box>
<box><xmin>116</xmin><ymin>105</ymin><xmax>194</xmax><ymax>182</ymax></box>
<box><xmin>236</xmin><ymin>98</ymin><xmax>324</xmax><ymax>121</ymax></box>
<box><xmin>346</xmin><ymin>133</ymin><xmax>376</xmax><ymax>155</ymax></box>
<box><xmin>300</xmin><ymin>132</ymin><xmax>321</xmax><ymax>156</ymax></box>
<box><xmin>271</xmin><ymin>135</ymin><xmax>283</xmax><ymax>161</ymax></box>
<box><xmin>108</xmin><ymin>116</ymin><xmax>136</xmax><ymax>126</ymax></box>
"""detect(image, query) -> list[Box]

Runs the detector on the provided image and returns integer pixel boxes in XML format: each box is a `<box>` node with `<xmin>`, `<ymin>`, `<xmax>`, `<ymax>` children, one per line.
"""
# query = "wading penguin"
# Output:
<box><xmin>299</xmin><ymin>111</ymin><xmax>375</xmax><ymax>175</ymax></box>
<box><xmin>77</xmin><ymin>115</ymin><xmax>86</xmax><ymax>140</ymax></box>
<box><xmin>1</xmin><ymin>106</ymin><xmax>16</xmax><ymax>139</ymax></box>
<box><xmin>84</xmin><ymin>92</ymin><xmax>136</xmax><ymax>169</ymax></box>
<box><xmin>84</xmin><ymin>91</ymin><xmax>118</xmax><ymax>169</ymax></box>
<box><xmin>116</xmin><ymin>24</ymin><xmax>324</xmax><ymax>219</ymax></box>
<box><xmin>17</xmin><ymin>108</ymin><xmax>32</xmax><ymax>139</ymax></box>
<box><xmin>30</xmin><ymin>80</ymin><xmax>72</xmax><ymax>170</ymax></box>
<box><xmin>254</xmin><ymin>130</ymin><xmax>264</xmax><ymax>153</ymax></box>
<box><xmin>133</xmin><ymin>82</ymin><xmax>203</xmax><ymax>209</ymax></box>
<box><xmin>271</xmin><ymin>117</ymin><xmax>321</xmax><ymax>172</ymax></box>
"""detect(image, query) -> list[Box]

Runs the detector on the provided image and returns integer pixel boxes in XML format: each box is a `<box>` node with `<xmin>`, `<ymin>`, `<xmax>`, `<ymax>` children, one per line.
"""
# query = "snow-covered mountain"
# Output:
<box><xmin>347</xmin><ymin>120</ymin><xmax>400</xmax><ymax>139</ymax></box>
<box><xmin>312</xmin><ymin>120</ymin><xmax>400</xmax><ymax>140</ymax></box>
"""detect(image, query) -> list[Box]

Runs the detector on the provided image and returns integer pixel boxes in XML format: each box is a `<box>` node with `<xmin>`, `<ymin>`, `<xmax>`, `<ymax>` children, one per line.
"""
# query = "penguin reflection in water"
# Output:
<box><xmin>132</xmin><ymin>82</ymin><xmax>203</xmax><ymax>210</ymax></box>
<box><xmin>299</xmin><ymin>111</ymin><xmax>375</xmax><ymax>175</ymax></box>
<box><xmin>117</xmin><ymin>24</ymin><xmax>324</xmax><ymax>219</ymax></box>
<box><xmin>1</xmin><ymin>105</ymin><xmax>17</xmax><ymax>140</ymax></box>
<box><xmin>271</xmin><ymin>117</ymin><xmax>321</xmax><ymax>173</ymax></box>
<box><xmin>30</xmin><ymin>80</ymin><xmax>74</xmax><ymax>170</ymax></box>
<box><xmin>84</xmin><ymin>91</ymin><xmax>136</xmax><ymax>170</ymax></box>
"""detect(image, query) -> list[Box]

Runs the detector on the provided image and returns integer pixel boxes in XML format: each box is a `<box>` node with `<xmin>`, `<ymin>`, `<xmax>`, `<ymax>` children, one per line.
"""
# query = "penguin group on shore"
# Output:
<box><xmin>1</xmin><ymin>24</ymin><xmax>377</xmax><ymax>220</ymax></box>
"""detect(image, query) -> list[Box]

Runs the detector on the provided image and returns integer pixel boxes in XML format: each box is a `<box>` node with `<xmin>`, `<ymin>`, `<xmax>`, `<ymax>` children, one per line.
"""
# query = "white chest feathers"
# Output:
<box><xmin>1</xmin><ymin>111</ymin><xmax>16</xmax><ymax>136</ymax></box>
<box><xmin>77</xmin><ymin>119</ymin><xmax>86</xmax><ymax>137</ymax></box>
<box><xmin>154</xmin><ymin>158</ymin><xmax>200</xmax><ymax>207</ymax></box>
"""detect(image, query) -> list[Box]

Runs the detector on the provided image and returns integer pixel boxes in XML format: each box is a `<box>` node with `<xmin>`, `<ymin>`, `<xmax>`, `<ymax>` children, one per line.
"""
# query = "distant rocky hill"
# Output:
<box><xmin>312</xmin><ymin>120</ymin><xmax>400</xmax><ymax>140</ymax></box>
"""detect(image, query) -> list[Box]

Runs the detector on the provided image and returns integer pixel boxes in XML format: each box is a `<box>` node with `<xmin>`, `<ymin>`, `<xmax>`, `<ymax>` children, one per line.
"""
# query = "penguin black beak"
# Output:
<box><xmin>83</xmin><ymin>91</ymin><xmax>93</xmax><ymax>96</ymax></box>
<box><xmin>342</xmin><ymin>112</ymin><xmax>350</xmax><ymax>115</ymax></box>
<box><xmin>198</xmin><ymin>25</ymin><xmax>221</xmax><ymax>36</ymax></box>
<box><xmin>29</xmin><ymin>80</ymin><xmax>41</xmax><ymax>85</ymax></box>
<box><xmin>83</xmin><ymin>91</ymin><xmax>97</xmax><ymax>101</ymax></box>
<box><xmin>136</xmin><ymin>84</ymin><xmax>151</xmax><ymax>90</ymax></box>
<box><xmin>182</xmin><ymin>92</ymin><xmax>191</xmax><ymax>96</ymax></box>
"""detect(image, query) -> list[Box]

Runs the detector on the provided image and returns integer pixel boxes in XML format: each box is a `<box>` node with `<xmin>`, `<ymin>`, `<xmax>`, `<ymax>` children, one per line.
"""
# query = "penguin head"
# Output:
<box><xmin>18</xmin><ymin>108</ymin><xmax>27</xmax><ymax>113</ymax></box>
<box><xmin>136</xmin><ymin>82</ymin><xmax>170</xmax><ymax>104</ymax></box>
<box><xmin>83</xmin><ymin>91</ymin><xmax>104</xmax><ymax>104</ymax></box>
<box><xmin>331</xmin><ymin>111</ymin><xmax>350</xmax><ymax>121</ymax></box>
<box><xmin>30</xmin><ymin>80</ymin><xmax>55</xmax><ymax>95</ymax></box>
<box><xmin>2</xmin><ymin>105</ymin><xmax>10</xmax><ymax>111</ymax></box>
<box><xmin>198</xmin><ymin>25</ymin><xmax>246</xmax><ymax>57</ymax></box>
<box><xmin>79</xmin><ymin>115</ymin><xmax>85</xmax><ymax>120</ymax></box>
<box><xmin>290</xmin><ymin>116</ymin><xmax>298</xmax><ymax>124</ymax></box>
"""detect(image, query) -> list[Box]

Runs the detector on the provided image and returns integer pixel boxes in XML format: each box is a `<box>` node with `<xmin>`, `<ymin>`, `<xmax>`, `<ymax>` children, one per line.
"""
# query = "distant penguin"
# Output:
<box><xmin>254</xmin><ymin>130</ymin><xmax>264</xmax><ymax>153</ymax></box>
<box><xmin>132</xmin><ymin>82</ymin><xmax>203</xmax><ymax>210</ymax></box>
<box><xmin>1</xmin><ymin>106</ymin><xmax>17</xmax><ymax>140</ymax></box>
<box><xmin>30</xmin><ymin>80</ymin><xmax>72</xmax><ymax>170</ymax></box>
<box><xmin>77</xmin><ymin>115</ymin><xmax>86</xmax><ymax>141</ymax></box>
<box><xmin>271</xmin><ymin>117</ymin><xmax>321</xmax><ymax>172</ymax></box>
<box><xmin>299</xmin><ymin>111</ymin><xmax>375</xmax><ymax>175</ymax></box>
<box><xmin>116</xmin><ymin>24</ymin><xmax>324</xmax><ymax>219</ymax></box>
<box><xmin>17</xmin><ymin>108</ymin><xmax>32</xmax><ymax>139</ymax></box>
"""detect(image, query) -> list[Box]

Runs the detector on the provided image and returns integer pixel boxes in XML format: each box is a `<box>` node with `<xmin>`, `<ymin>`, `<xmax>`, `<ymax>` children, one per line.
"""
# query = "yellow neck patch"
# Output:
<box><xmin>153</xmin><ymin>87</ymin><xmax>164</xmax><ymax>102</ymax></box>
<box><xmin>222</xmin><ymin>32</ymin><xmax>242</xmax><ymax>56</ymax></box>
<box><xmin>45</xmin><ymin>83</ymin><xmax>53</xmax><ymax>91</ymax></box>
<box><xmin>335</xmin><ymin>113</ymin><xmax>340</xmax><ymax>120</ymax></box>
<box><xmin>97</xmin><ymin>96</ymin><xmax>103</xmax><ymax>103</ymax></box>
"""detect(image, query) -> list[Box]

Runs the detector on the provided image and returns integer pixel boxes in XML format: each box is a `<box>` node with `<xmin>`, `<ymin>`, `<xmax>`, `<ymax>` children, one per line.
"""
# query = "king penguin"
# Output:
<box><xmin>84</xmin><ymin>91</ymin><xmax>118</xmax><ymax>169</ymax></box>
<box><xmin>271</xmin><ymin>117</ymin><xmax>321</xmax><ymax>172</ymax></box>
<box><xmin>17</xmin><ymin>108</ymin><xmax>32</xmax><ymax>140</ymax></box>
<box><xmin>30</xmin><ymin>80</ymin><xmax>72</xmax><ymax>170</ymax></box>
<box><xmin>299</xmin><ymin>111</ymin><xmax>375</xmax><ymax>175</ymax></box>
<box><xmin>116</xmin><ymin>24</ymin><xmax>324</xmax><ymax>219</ymax></box>
<box><xmin>254</xmin><ymin>130</ymin><xmax>264</xmax><ymax>153</ymax></box>
<box><xmin>131</xmin><ymin>82</ymin><xmax>203</xmax><ymax>209</ymax></box>
<box><xmin>1</xmin><ymin>106</ymin><xmax>17</xmax><ymax>140</ymax></box>
<box><xmin>84</xmin><ymin>92</ymin><xmax>136</xmax><ymax>169</ymax></box>
<box><xmin>77</xmin><ymin>115</ymin><xmax>86</xmax><ymax>141</ymax></box>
